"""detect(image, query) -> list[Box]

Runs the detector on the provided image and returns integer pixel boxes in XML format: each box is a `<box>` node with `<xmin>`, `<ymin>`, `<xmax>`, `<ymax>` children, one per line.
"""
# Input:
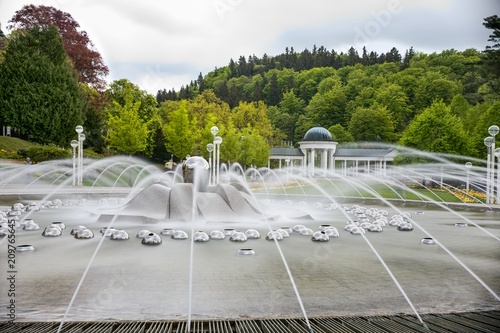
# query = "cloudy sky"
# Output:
<box><xmin>0</xmin><ymin>0</ymin><xmax>498</xmax><ymax>94</ymax></box>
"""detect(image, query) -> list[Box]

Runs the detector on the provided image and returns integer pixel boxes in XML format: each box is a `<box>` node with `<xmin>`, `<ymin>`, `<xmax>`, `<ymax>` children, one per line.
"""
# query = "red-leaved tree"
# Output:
<box><xmin>8</xmin><ymin>4</ymin><xmax>109</xmax><ymax>90</ymax></box>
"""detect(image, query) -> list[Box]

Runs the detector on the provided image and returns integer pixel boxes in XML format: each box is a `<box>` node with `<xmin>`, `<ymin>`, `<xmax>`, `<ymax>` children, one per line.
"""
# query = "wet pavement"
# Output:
<box><xmin>0</xmin><ymin>198</ymin><xmax>499</xmax><ymax>326</ymax></box>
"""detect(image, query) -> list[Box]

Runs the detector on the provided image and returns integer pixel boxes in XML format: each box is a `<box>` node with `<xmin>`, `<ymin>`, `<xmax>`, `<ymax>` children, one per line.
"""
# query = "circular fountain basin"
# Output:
<box><xmin>389</xmin><ymin>218</ymin><xmax>402</xmax><ymax>227</ymax></box>
<box><xmin>299</xmin><ymin>228</ymin><xmax>313</xmax><ymax>236</ymax></box>
<box><xmin>265</xmin><ymin>230</ymin><xmax>284</xmax><ymax>241</ymax></box>
<box><xmin>276</xmin><ymin>228</ymin><xmax>290</xmax><ymax>238</ymax></box>
<box><xmin>161</xmin><ymin>228</ymin><xmax>174</xmax><ymax>236</ymax></box>
<box><xmin>323</xmin><ymin>227</ymin><xmax>339</xmax><ymax>237</ymax></box>
<box><xmin>0</xmin><ymin>227</ymin><xmax>8</xmax><ymax>236</ymax></box>
<box><xmin>141</xmin><ymin>232</ymin><xmax>162</xmax><ymax>245</ymax></box>
<box><xmin>193</xmin><ymin>231</ymin><xmax>210</xmax><ymax>242</ymax></box>
<box><xmin>171</xmin><ymin>230</ymin><xmax>189</xmax><ymax>240</ymax></box>
<box><xmin>397</xmin><ymin>222</ymin><xmax>414</xmax><ymax>231</ymax></box>
<box><xmin>11</xmin><ymin>203</ymin><xmax>24</xmax><ymax>210</ymax></box>
<box><xmin>23</xmin><ymin>221</ymin><xmax>40</xmax><ymax>231</ymax></box>
<box><xmin>350</xmin><ymin>227</ymin><xmax>366</xmax><ymax>235</ymax></box>
<box><xmin>311</xmin><ymin>231</ymin><xmax>329</xmax><ymax>242</ymax></box>
<box><xmin>401</xmin><ymin>212</ymin><xmax>412</xmax><ymax>219</ymax></box>
<box><xmin>209</xmin><ymin>230</ymin><xmax>225</xmax><ymax>240</ymax></box>
<box><xmin>71</xmin><ymin>225</ymin><xmax>88</xmax><ymax>235</ymax></box>
<box><xmin>75</xmin><ymin>228</ymin><xmax>94</xmax><ymax>239</ymax></box>
<box><xmin>368</xmin><ymin>224</ymin><xmax>383</xmax><ymax>232</ymax></box>
<box><xmin>7</xmin><ymin>210</ymin><xmax>22</xmax><ymax>217</ymax></box>
<box><xmin>421</xmin><ymin>237</ymin><xmax>437</xmax><ymax>245</ymax></box>
<box><xmin>223</xmin><ymin>228</ymin><xmax>236</xmax><ymax>236</ymax></box>
<box><xmin>16</xmin><ymin>244</ymin><xmax>35</xmax><ymax>252</ymax></box>
<box><xmin>229</xmin><ymin>231</ymin><xmax>247</xmax><ymax>242</ymax></box>
<box><xmin>42</xmin><ymin>226</ymin><xmax>62</xmax><ymax>237</ymax></box>
<box><xmin>237</xmin><ymin>248</ymin><xmax>256</xmax><ymax>255</ymax></box>
<box><xmin>359</xmin><ymin>222</ymin><xmax>371</xmax><ymax>229</ymax></box>
<box><xmin>136</xmin><ymin>229</ymin><xmax>152</xmax><ymax>238</ymax></box>
<box><xmin>344</xmin><ymin>224</ymin><xmax>357</xmax><ymax>232</ymax></box>
<box><xmin>101</xmin><ymin>227</ymin><xmax>116</xmax><ymax>237</ymax></box>
<box><xmin>245</xmin><ymin>229</ymin><xmax>261</xmax><ymax>239</ymax></box>
<box><xmin>455</xmin><ymin>223</ymin><xmax>468</xmax><ymax>227</ymax></box>
<box><xmin>25</xmin><ymin>203</ymin><xmax>40</xmax><ymax>212</ymax></box>
<box><xmin>110</xmin><ymin>229</ymin><xmax>129</xmax><ymax>240</ymax></box>
<box><xmin>51</xmin><ymin>221</ymin><xmax>66</xmax><ymax>230</ymax></box>
<box><xmin>292</xmin><ymin>224</ymin><xmax>306</xmax><ymax>233</ymax></box>
<box><xmin>20</xmin><ymin>219</ymin><xmax>34</xmax><ymax>226</ymax></box>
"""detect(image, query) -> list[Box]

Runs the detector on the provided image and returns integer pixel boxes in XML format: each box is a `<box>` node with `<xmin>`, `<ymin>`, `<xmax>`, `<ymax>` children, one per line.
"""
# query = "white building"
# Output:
<box><xmin>268</xmin><ymin>126</ymin><xmax>396</xmax><ymax>176</ymax></box>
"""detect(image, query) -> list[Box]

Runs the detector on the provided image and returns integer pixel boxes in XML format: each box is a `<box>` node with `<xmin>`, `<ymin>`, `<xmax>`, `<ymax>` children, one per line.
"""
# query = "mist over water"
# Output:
<box><xmin>0</xmin><ymin>147</ymin><xmax>499</xmax><ymax>324</ymax></box>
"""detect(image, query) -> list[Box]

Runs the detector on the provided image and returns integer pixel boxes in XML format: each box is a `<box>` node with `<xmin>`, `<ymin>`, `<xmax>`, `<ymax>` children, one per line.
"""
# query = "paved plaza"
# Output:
<box><xmin>0</xmin><ymin>193</ymin><xmax>499</xmax><ymax>333</ymax></box>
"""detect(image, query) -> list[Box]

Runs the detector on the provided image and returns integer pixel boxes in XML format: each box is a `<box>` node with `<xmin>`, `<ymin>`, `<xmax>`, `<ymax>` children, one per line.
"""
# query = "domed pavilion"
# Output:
<box><xmin>268</xmin><ymin>126</ymin><xmax>396</xmax><ymax>176</ymax></box>
<box><xmin>299</xmin><ymin>126</ymin><xmax>338</xmax><ymax>176</ymax></box>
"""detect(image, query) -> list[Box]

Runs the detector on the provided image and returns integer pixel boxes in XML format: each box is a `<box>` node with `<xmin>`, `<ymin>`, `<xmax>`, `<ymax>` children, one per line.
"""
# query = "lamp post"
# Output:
<box><xmin>484</xmin><ymin>136</ymin><xmax>493</xmax><ymax>204</ymax></box>
<box><xmin>75</xmin><ymin>126</ymin><xmax>83</xmax><ymax>186</ymax></box>
<box><xmin>78</xmin><ymin>133</ymin><xmax>86</xmax><ymax>186</ymax></box>
<box><xmin>440</xmin><ymin>166</ymin><xmax>444</xmax><ymax>189</ymax></box>
<box><xmin>465</xmin><ymin>162</ymin><xmax>472</xmax><ymax>193</ymax></box>
<box><xmin>488</xmin><ymin>125</ymin><xmax>499</xmax><ymax>204</ymax></box>
<box><xmin>206</xmin><ymin>143</ymin><xmax>214</xmax><ymax>185</ymax></box>
<box><xmin>285</xmin><ymin>157</ymin><xmax>291</xmax><ymax>183</ymax></box>
<box><xmin>71</xmin><ymin>140</ymin><xmax>78</xmax><ymax>186</ymax></box>
<box><xmin>214</xmin><ymin>136</ymin><xmax>223</xmax><ymax>184</ymax></box>
<box><xmin>210</xmin><ymin>126</ymin><xmax>219</xmax><ymax>185</ymax></box>
<box><xmin>494</xmin><ymin>148</ymin><xmax>500</xmax><ymax>204</ymax></box>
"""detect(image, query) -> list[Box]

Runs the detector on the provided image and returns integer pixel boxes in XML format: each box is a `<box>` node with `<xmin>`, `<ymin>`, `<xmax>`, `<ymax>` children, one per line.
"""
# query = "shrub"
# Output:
<box><xmin>0</xmin><ymin>149</ymin><xmax>19</xmax><ymax>159</ymax></box>
<box><xmin>18</xmin><ymin>146</ymin><xmax>71</xmax><ymax>163</ymax></box>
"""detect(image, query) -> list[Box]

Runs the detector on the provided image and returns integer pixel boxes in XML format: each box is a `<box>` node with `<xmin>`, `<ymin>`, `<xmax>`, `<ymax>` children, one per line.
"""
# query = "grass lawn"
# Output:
<box><xmin>251</xmin><ymin>178</ymin><xmax>465</xmax><ymax>203</ymax></box>
<box><xmin>0</xmin><ymin>136</ymin><xmax>38</xmax><ymax>160</ymax></box>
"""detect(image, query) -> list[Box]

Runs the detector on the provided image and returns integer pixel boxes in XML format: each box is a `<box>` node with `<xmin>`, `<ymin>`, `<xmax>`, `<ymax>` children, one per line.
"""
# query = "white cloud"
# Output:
<box><xmin>1</xmin><ymin>0</ymin><xmax>498</xmax><ymax>94</ymax></box>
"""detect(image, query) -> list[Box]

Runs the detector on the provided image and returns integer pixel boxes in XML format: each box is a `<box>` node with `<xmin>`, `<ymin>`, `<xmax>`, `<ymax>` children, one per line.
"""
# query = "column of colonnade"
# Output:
<box><xmin>302</xmin><ymin>147</ymin><xmax>337</xmax><ymax>176</ymax></box>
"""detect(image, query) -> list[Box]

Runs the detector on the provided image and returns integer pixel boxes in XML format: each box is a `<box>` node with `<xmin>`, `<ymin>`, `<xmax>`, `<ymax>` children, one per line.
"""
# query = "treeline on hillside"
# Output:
<box><xmin>156</xmin><ymin>44</ymin><xmax>498</xmax><ymax>156</ymax></box>
<box><xmin>157</xmin><ymin>46</ymin><xmax>413</xmax><ymax>104</ymax></box>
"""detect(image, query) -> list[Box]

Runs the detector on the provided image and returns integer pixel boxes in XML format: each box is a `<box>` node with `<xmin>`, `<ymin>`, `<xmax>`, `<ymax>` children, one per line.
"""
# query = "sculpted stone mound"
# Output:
<box><xmin>97</xmin><ymin>182</ymin><xmax>311</xmax><ymax>223</ymax></box>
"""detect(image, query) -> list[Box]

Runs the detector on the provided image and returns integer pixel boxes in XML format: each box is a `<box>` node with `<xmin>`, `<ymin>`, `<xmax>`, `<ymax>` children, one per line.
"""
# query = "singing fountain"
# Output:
<box><xmin>0</xmin><ymin>151</ymin><xmax>499</xmax><ymax>332</ymax></box>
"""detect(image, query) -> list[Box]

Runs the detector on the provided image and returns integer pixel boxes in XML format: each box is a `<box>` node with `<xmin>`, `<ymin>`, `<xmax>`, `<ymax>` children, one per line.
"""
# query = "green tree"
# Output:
<box><xmin>414</xmin><ymin>72</ymin><xmax>461</xmax><ymax>110</ymax></box>
<box><xmin>348</xmin><ymin>105</ymin><xmax>395</xmax><ymax>142</ymax></box>
<box><xmin>265</xmin><ymin>72</ymin><xmax>281</xmax><ymax>106</ymax></box>
<box><xmin>305</xmin><ymin>82</ymin><xmax>347</xmax><ymax>128</ymax></box>
<box><xmin>294</xmin><ymin>67</ymin><xmax>336</xmax><ymax>103</ymax></box>
<box><xmin>328</xmin><ymin>124</ymin><xmax>354</xmax><ymax>143</ymax></box>
<box><xmin>294</xmin><ymin>114</ymin><xmax>316</xmax><ymax>144</ymax></box>
<box><xmin>80</xmin><ymin>84</ymin><xmax>107</xmax><ymax>152</ymax></box>
<box><xmin>470</xmin><ymin>102</ymin><xmax>500</xmax><ymax>158</ymax></box>
<box><xmin>399</xmin><ymin>100</ymin><xmax>470</xmax><ymax>156</ymax></box>
<box><xmin>237</xmin><ymin>127</ymin><xmax>269</xmax><ymax>168</ymax></box>
<box><xmin>163</xmin><ymin>101</ymin><xmax>199</xmax><ymax>160</ymax></box>
<box><xmin>106</xmin><ymin>91</ymin><xmax>149</xmax><ymax>155</ymax></box>
<box><xmin>8</xmin><ymin>4</ymin><xmax>109</xmax><ymax>89</ymax></box>
<box><xmin>217</xmin><ymin>121</ymin><xmax>240</xmax><ymax>165</ymax></box>
<box><xmin>482</xmin><ymin>15</ymin><xmax>500</xmax><ymax>95</ymax></box>
<box><xmin>375</xmin><ymin>83</ymin><xmax>410</xmax><ymax>132</ymax></box>
<box><xmin>449</xmin><ymin>94</ymin><xmax>471</xmax><ymax>123</ymax></box>
<box><xmin>106</xmin><ymin>79</ymin><xmax>159</xmax><ymax>157</ymax></box>
<box><xmin>231</xmin><ymin>101</ymin><xmax>273</xmax><ymax>140</ymax></box>
<box><xmin>269</xmin><ymin>91</ymin><xmax>305</xmax><ymax>141</ymax></box>
<box><xmin>186</xmin><ymin>90</ymin><xmax>232</xmax><ymax>155</ymax></box>
<box><xmin>0</xmin><ymin>25</ymin><xmax>6</xmax><ymax>64</ymax></box>
<box><xmin>0</xmin><ymin>25</ymin><xmax>83</xmax><ymax>146</ymax></box>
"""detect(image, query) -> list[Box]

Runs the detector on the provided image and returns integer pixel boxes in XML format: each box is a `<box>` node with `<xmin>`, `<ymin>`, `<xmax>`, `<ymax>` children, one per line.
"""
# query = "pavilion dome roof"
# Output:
<box><xmin>303</xmin><ymin>126</ymin><xmax>334</xmax><ymax>142</ymax></box>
